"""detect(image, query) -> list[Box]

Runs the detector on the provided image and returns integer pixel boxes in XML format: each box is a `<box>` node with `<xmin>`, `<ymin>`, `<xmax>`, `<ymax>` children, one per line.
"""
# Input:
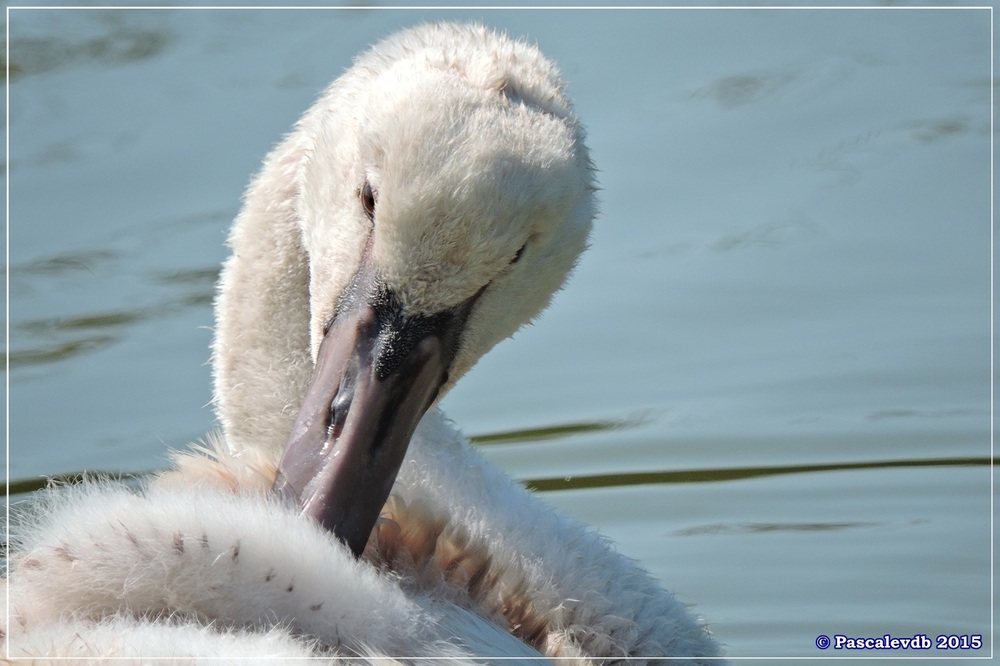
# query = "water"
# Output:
<box><xmin>5</xmin><ymin>6</ymin><xmax>992</xmax><ymax>660</ymax></box>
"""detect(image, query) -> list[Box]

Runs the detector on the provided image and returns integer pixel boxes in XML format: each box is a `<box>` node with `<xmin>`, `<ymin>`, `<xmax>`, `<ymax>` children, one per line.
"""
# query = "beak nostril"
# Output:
<box><xmin>327</xmin><ymin>392</ymin><xmax>350</xmax><ymax>438</ymax></box>
<box><xmin>326</xmin><ymin>374</ymin><xmax>357</xmax><ymax>439</ymax></box>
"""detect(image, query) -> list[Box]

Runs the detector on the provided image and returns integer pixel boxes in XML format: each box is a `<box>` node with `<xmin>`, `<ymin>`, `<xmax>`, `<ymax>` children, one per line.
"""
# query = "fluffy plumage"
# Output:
<box><xmin>8</xmin><ymin>412</ymin><xmax>719</xmax><ymax>662</ymax></box>
<box><xmin>4</xmin><ymin>22</ymin><xmax>723</xmax><ymax>664</ymax></box>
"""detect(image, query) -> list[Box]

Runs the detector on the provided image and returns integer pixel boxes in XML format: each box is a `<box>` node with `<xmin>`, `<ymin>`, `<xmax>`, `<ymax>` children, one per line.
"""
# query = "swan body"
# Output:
<box><xmin>4</xmin><ymin>23</ymin><xmax>723</xmax><ymax>664</ymax></box>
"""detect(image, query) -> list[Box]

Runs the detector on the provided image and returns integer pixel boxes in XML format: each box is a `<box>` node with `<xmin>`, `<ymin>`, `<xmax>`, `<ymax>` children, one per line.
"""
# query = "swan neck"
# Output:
<box><xmin>211</xmin><ymin>134</ymin><xmax>314</xmax><ymax>463</ymax></box>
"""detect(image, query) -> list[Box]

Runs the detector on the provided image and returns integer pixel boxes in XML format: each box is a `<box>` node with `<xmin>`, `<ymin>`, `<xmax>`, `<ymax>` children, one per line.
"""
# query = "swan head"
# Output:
<box><xmin>221</xmin><ymin>24</ymin><xmax>594</xmax><ymax>556</ymax></box>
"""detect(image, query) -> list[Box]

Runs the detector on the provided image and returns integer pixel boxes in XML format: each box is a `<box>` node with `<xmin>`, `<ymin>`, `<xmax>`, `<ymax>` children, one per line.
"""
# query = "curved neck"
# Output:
<box><xmin>212</xmin><ymin>134</ymin><xmax>313</xmax><ymax>459</ymax></box>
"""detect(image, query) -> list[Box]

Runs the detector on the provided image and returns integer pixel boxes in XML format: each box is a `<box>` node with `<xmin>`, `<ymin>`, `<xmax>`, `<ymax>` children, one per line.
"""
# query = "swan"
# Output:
<box><xmin>3</xmin><ymin>22</ymin><xmax>723</xmax><ymax>664</ymax></box>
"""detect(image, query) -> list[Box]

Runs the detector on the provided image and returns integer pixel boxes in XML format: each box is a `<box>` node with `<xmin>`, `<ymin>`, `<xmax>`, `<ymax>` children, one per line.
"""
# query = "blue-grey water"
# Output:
<box><xmin>5</xmin><ymin>6</ymin><xmax>993</xmax><ymax>660</ymax></box>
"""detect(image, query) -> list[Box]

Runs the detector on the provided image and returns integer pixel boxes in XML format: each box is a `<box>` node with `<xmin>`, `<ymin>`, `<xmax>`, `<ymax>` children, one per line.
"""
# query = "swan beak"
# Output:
<box><xmin>272</xmin><ymin>278</ymin><xmax>476</xmax><ymax>557</ymax></box>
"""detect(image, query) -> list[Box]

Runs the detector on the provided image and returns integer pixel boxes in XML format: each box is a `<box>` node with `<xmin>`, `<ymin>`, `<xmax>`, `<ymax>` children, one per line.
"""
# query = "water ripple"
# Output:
<box><xmin>470</xmin><ymin>412</ymin><xmax>652</xmax><ymax>445</ymax></box>
<box><xmin>7</xmin><ymin>265</ymin><xmax>218</xmax><ymax>371</ymax></box>
<box><xmin>523</xmin><ymin>456</ymin><xmax>991</xmax><ymax>492</ymax></box>
<box><xmin>673</xmin><ymin>520</ymin><xmax>885</xmax><ymax>537</ymax></box>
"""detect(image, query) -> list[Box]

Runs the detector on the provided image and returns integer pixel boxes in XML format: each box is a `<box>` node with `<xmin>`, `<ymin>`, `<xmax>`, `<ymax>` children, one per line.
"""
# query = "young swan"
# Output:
<box><xmin>4</xmin><ymin>23</ymin><xmax>724</xmax><ymax>664</ymax></box>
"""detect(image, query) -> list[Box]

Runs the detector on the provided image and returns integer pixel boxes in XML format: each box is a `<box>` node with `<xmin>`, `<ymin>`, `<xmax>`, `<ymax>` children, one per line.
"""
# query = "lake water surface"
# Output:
<box><xmin>6</xmin><ymin>6</ymin><xmax>993</xmax><ymax>661</ymax></box>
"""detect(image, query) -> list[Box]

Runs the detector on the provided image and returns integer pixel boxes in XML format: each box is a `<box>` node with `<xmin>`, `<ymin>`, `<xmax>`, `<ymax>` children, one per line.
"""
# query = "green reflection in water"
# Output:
<box><xmin>18</xmin><ymin>310</ymin><xmax>146</xmax><ymax>333</ymax></box>
<box><xmin>4</xmin><ymin>22</ymin><xmax>171</xmax><ymax>81</ymax></box>
<box><xmin>11</xmin><ymin>249</ymin><xmax>118</xmax><ymax>276</ymax></box>
<box><xmin>674</xmin><ymin>520</ymin><xmax>886</xmax><ymax>537</ymax></box>
<box><xmin>5</xmin><ymin>334</ymin><xmax>118</xmax><ymax>369</ymax></box>
<box><xmin>6</xmin><ymin>456</ymin><xmax>990</xmax><ymax>500</ymax></box>
<box><xmin>523</xmin><ymin>456</ymin><xmax>991</xmax><ymax>492</ymax></box>
<box><xmin>155</xmin><ymin>267</ymin><xmax>220</xmax><ymax>287</ymax></box>
<box><xmin>470</xmin><ymin>413</ymin><xmax>649</xmax><ymax>445</ymax></box>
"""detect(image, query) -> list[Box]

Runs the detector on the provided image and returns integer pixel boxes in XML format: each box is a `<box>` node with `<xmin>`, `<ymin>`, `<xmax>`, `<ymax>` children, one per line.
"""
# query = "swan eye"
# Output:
<box><xmin>360</xmin><ymin>181</ymin><xmax>377</xmax><ymax>221</ymax></box>
<box><xmin>510</xmin><ymin>244</ymin><xmax>527</xmax><ymax>265</ymax></box>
